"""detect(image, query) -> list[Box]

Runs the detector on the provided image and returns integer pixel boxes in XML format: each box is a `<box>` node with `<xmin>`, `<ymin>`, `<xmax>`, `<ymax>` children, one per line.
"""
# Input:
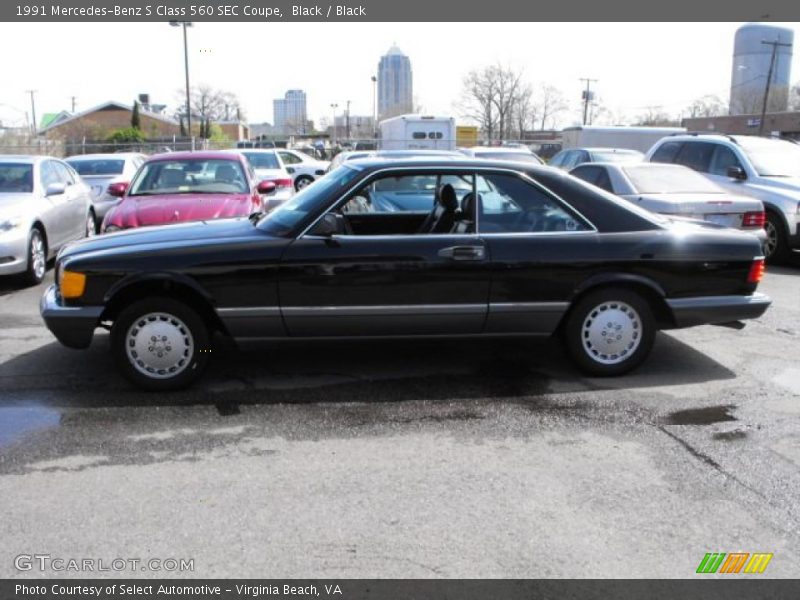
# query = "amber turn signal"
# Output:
<box><xmin>60</xmin><ymin>271</ymin><xmax>87</xmax><ymax>298</ymax></box>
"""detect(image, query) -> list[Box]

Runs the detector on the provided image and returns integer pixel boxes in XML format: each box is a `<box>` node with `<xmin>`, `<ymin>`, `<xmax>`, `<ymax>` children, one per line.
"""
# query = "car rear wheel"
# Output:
<box><xmin>111</xmin><ymin>298</ymin><xmax>210</xmax><ymax>391</ymax></box>
<box><xmin>764</xmin><ymin>211</ymin><xmax>790</xmax><ymax>263</ymax></box>
<box><xmin>295</xmin><ymin>175</ymin><xmax>314</xmax><ymax>191</ymax></box>
<box><xmin>22</xmin><ymin>228</ymin><xmax>47</xmax><ymax>286</ymax></box>
<box><xmin>85</xmin><ymin>210</ymin><xmax>97</xmax><ymax>237</ymax></box>
<box><xmin>564</xmin><ymin>288</ymin><xmax>655</xmax><ymax>376</ymax></box>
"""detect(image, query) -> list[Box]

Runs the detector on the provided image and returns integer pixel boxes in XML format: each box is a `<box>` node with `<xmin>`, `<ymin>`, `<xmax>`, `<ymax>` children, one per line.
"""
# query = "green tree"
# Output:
<box><xmin>107</xmin><ymin>127</ymin><xmax>145</xmax><ymax>143</ymax></box>
<box><xmin>131</xmin><ymin>101</ymin><xmax>141</xmax><ymax>130</ymax></box>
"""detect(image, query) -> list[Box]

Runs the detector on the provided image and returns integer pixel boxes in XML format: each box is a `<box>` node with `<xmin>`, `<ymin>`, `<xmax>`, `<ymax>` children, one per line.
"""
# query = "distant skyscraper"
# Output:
<box><xmin>273</xmin><ymin>89</ymin><xmax>307</xmax><ymax>134</ymax></box>
<box><xmin>378</xmin><ymin>44</ymin><xmax>413</xmax><ymax>120</ymax></box>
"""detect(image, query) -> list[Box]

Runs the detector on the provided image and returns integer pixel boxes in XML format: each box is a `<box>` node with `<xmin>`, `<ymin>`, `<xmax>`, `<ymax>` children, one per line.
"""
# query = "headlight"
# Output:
<box><xmin>0</xmin><ymin>216</ymin><xmax>23</xmax><ymax>232</ymax></box>
<box><xmin>59</xmin><ymin>270</ymin><xmax>87</xmax><ymax>299</ymax></box>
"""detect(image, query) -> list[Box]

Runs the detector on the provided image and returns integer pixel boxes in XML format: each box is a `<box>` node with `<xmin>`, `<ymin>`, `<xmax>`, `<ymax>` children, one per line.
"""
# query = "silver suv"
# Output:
<box><xmin>646</xmin><ymin>134</ymin><xmax>800</xmax><ymax>261</ymax></box>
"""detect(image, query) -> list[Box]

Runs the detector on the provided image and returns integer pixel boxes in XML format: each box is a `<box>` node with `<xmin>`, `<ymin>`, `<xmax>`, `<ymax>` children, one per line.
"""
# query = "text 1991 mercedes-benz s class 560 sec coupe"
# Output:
<box><xmin>41</xmin><ymin>158</ymin><xmax>771</xmax><ymax>390</ymax></box>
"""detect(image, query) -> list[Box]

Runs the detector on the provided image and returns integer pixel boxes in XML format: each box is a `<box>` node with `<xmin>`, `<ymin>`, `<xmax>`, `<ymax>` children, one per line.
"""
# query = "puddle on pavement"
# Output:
<box><xmin>663</xmin><ymin>405</ymin><xmax>737</xmax><ymax>426</ymax></box>
<box><xmin>0</xmin><ymin>406</ymin><xmax>61</xmax><ymax>448</ymax></box>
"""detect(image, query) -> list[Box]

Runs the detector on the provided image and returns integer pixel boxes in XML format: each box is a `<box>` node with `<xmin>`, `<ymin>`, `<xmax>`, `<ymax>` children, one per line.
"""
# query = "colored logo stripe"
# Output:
<box><xmin>697</xmin><ymin>552</ymin><xmax>773</xmax><ymax>574</ymax></box>
<box><xmin>720</xmin><ymin>553</ymin><xmax>749</xmax><ymax>573</ymax></box>
<box><xmin>744</xmin><ymin>553</ymin><xmax>773</xmax><ymax>574</ymax></box>
<box><xmin>697</xmin><ymin>553</ymin><xmax>726</xmax><ymax>573</ymax></box>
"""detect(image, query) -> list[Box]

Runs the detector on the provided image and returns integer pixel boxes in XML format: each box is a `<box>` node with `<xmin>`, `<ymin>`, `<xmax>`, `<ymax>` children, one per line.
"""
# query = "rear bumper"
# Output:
<box><xmin>40</xmin><ymin>285</ymin><xmax>103</xmax><ymax>349</ymax></box>
<box><xmin>667</xmin><ymin>292</ymin><xmax>771</xmax><ymax>328</ymax></box>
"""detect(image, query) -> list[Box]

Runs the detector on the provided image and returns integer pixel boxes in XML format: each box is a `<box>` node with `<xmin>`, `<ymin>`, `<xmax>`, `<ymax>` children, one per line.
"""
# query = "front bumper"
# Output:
<box><xmin>40</xmin><ymin>285</ymin><xmax>103</xmax><ymax>348</ymax></box>
<box><xmin>667</xmin><ymin>292</ymin><xmax>771</xmax><ymax>328</ymax></box>
<box><xmin>0</xmin><ymin>230</ymin><xmax>30</xmax><ymax>276</ymax></box>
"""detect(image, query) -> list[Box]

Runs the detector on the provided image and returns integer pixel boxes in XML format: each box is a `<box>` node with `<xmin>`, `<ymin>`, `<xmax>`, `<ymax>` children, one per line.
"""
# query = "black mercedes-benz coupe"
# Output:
<box><xmin>42</xmin><ymin>157</ymin><xmax>770</xmax><ymax>390</ymax></box>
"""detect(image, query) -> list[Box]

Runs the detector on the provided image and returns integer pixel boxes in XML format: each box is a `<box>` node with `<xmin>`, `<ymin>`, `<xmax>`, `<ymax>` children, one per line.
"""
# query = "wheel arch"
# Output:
<box><xmin>100</xmin><ymin>274</ymin><xmax>228</xmax><ymax>335</ymax></box>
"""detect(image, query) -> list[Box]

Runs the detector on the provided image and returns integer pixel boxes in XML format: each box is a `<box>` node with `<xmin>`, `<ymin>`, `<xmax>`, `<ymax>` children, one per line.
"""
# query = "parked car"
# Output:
<box><xmin>327</xmin><ymin>149</ymin><xmax>464</xmax><ymax>173</ymax></box>
<box><xmin>42</xmin><ymin>158</ymin><xmax>770</xmax><ymax>390</ymax></box>
<box><xmin>275</xmin><ymin>149</ymin><xmax>330</xmax><ymax>190</ymax></box>
<box><xmin>549</xmin><ymin>147</ymin><xmax>643</xmax><ymax>170</ymax></box>
<box><xmin>65</xmin><ymin>153</ymin><xmax>147</xmax><ymax>229</ymax></box>
<box><xmin>0</xmin><ymin>155</ymin><xmax>95</xmax><ymax>284</ymax></box>
<box><xmin>100</xmin><ymin>151</ymin><xmax>270</xmax><ymax>233</ymax></box>
<box><xmin>646</xmin><ymin>133</ymin><xmax>800</xmax><ymax>262</ymax></box>
<box><xmin>222</xmin><ymin>149</ymin><xmax>294</xmax><ymax>209</ymax></box>
<box><xmin>570</xmin><ymin>162</ymin><xmax>766</xmax><ymax>240</ymax></box>
<box><xmin>458</xmin><ymin>146</ymin><xmax>545</xmax><ymax>165</ymax></box>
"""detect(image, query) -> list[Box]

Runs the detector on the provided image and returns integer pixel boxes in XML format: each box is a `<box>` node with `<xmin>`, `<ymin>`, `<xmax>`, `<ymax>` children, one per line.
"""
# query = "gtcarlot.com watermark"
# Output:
<box><xmin>15</xmin><ymin>554</ymin><xmax>194</xmax><ymax>573</ymax></box>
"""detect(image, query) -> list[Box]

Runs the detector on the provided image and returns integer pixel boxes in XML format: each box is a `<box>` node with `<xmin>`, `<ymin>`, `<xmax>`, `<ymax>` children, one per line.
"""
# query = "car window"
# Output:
<box><xmin>549</xmin><ymin>151</ymin><xmax>566</xmax><ymax>167</ymax></box>
<box><xmin>342</xmin><ymin>173</ymin><xmax>474</xmax><ymax>214</ymax></box>
<box><xmin>650</xmin><ymin>141</ymin><xmax>683</xmax><ymax>163</ymax></box>
<box><xmin>53</xmin><ymin>161</ymin><xmax>75</xmax><ymax>184</ymax></box>
<box><xmin>478</xmin><ymin>173</ymin><xmax>592</xmax><ymax>233</ymax></box>
<box><xmin>243</xmin><ymin>152</ymin><xmax>281</xmax><ymax>170</ymax></box>
<box><xmin>571</xmin><ymin>166</ymin><xmax>614</xmax><ymax>193</ymax></box>
<box><xmin>40</xmin><ymin>161</ymin><xmax>61</xmax><ymax>188</ymax></box>
<box><xmin>0</xmin><ymin>163</ymin><xmax>34</xmax><ymax>193</ymax></box>
<box><xmin>279</xmin><ymin>151</ymin><xmax>303</xmax><ymax>165</ymax></box>
<box><xmin>675</xmin><ymin>141</ymin><xmax>714</xmax><ymax>172</ymax></box>
<box><xmin>128</xmin><ymin>158</ymin><xmax>249</xmax><ymax>195</ymax></box>
<box><xmin>709</xmin><ymin>146</ymin><xmax>743</xmax><ymax>176</ymax></box>
<box><xmin>67</xmin><ymin>159</ymin><xmax>125</xmax><ymax>176</ymax></box>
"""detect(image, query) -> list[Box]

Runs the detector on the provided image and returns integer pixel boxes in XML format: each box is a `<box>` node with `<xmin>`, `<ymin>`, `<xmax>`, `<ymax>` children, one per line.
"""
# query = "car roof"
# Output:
<box><xmin>345</xmin><ymin>156</ymin><xmax>558</xmax><ymax>173</ymax></box>
<box><xmin>580</xmin><ymin>161</ymin><xmax>687</xmax><ymax>171</ymax></box>
<box><xmin>583</xmin><ymin>147</ymin><xmax>643</xmax><ymax>153</ymax></box>
<box><xmin>66</xmin><ymin>153</ymin><xmax>143</xmax><ymax>160</ymax></box>
<box><xmin>224</xmin><ymin>148</ymin><xmax>278</xmax><ymax>154</ymax></box>
<box><xmin>469</xmin><ymin>146</ymin><xmax>531</xmax><ymax>153</ymax></box>
<box><xmin>0</xmin><ymin>155</ymin><xmax>50</xmax><ymax>164</ymax></box>
<box><xmin>146</xmin><ymin>150</ymin><xmax>243</xmax><ymax>162</ymax></box>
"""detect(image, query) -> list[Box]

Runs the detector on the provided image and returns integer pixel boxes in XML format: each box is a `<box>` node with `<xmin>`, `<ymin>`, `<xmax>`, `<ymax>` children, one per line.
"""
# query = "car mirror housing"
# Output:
<box><xmin>309</xmin><ymin>213</ymin><xmax>340</xmax><ymax>237</ymax></box>
<box><xmin>257</xmin><ymin>181</ymin><xmax>277</xmax><ymax>195</ymax></box>
<box><xmin>727</xmin><ymin>166</ymin><xmax>747</xmax><ymax>181</ymax></box>
<box><xmin>107</xmin><ymin>182</ymin><xmax>129</xmax><ymax>197</ymax></box>
<box><xmin>45</xmin><ymin>182</ymin><xmax>67</xmax><ymax>197</ymax></box>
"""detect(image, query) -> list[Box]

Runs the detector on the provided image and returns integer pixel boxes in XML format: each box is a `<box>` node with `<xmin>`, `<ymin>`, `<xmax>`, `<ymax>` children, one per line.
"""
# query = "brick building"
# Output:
<box><xmin>682</xmin><ymin>112</ymin><xmax>800</xmax><ymax>140</ymax></box>
<box><xmin>39</xmin><ymin>101</ymin><xmax>180</xmax><ymax>141</ymax></box>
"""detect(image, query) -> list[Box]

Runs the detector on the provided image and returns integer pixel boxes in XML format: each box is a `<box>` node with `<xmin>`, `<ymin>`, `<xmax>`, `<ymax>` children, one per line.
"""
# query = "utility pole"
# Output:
<box><xmin>170</xmin><ymin>21</ymin><xmax>193</xmax><ymax>140</ymax></box>
<box><xmin>330</xmin><ymin>103</ymin><xmax>338</xmax><ymax>145</ymax></box>
<box><xmin>345</xmin><ymin>100</ymin><xmax>351</xmax><ymax>140</ymax></box>
<box><xmin>70</xmin><ymin>96</ymin><xmax>77</xmax><ymax>113</ymax></box>
<box><xmin>26</xmin><ymin>90</ymin><xmax>37</xmax><ymax>135</ymax></box>
<box><xmin>580</xmin><ymin>78</ymin><xmax>597</xmax><ymax>126</ymax></box>
<box><xmin>758</xmin><ymin>38</ymin><xmax>792</xmax><ymax>137</ymax></box>
<box><xmin>371</xmin><ymin>75</ymin><xmax>377</xmax><ymax>140</ymax></box>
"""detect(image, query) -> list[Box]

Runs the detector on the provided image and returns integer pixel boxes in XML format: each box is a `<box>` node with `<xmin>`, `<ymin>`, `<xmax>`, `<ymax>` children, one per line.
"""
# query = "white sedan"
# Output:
<box><xmin>223</xmin><ymin>149</ymin><xmax>295</xmax><ymax>210</ymax></box>
<box><xmin>275</xmin><ymin>149</ymin><xmax>330</xmax><ymax>190</ymax></box>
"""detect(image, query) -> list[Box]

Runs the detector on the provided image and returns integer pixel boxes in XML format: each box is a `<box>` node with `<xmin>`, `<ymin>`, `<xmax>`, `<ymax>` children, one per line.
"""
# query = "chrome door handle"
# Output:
<box><xmin>438</xmin><ymin>245</ymin><xmax>486</xmax><ymax>261</ymax></box>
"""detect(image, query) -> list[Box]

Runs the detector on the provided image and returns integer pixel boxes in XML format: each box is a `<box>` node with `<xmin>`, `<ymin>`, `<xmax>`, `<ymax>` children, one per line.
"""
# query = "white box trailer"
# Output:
<box><xmin>561</xmin><ymin>125</ymin><xmax>687</xmax><ymax>154</ymax></box>
<box><xmin>378</xmin><ymin>115</ymin><xmax>456</xmax><ymax>151</ymax></box>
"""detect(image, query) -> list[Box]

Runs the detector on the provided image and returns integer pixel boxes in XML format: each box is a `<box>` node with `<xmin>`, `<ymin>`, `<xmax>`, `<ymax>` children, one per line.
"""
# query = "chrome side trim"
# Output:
<box><xmin>282</xmin><ymin>304</ymin><xmax>486</xmax><ymax>317</ymax></box>
<box><xmin>666</xmin><ymin>293</ymin><xmax>771</xmax><ymax>309</ymax></box>
<box><xmin>216</xmin><ymin>307</ymin><xmax>281</xmax><ymax>317</ymax></box>
<box><xmin>490</xmin><ymin>302</ymin><xmax>569</xmax><ymax>313</ymax></box>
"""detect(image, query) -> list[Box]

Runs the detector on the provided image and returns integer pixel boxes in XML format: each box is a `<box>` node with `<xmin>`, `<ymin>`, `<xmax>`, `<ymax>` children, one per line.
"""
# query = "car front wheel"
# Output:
<box><xmin>111</xmin><ymin>298</ymin><xmax>210</xmax><ymax>391</ymax></box>
<box><xmin>564</xmin><ymin>288</ymin><xmax>655</xmax><ymax>376</ymax></box>
<box><xmin>22</xmin><ymin>228</ymin><xmax>47</xmax><ymax>286</ymax></box>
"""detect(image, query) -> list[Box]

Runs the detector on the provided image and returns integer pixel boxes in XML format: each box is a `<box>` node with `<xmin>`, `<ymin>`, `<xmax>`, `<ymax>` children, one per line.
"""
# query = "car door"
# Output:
<box><xmin>53</xmin><ymin>160</ymin><xmax>87</xmax><ymax>240</ymax></box>
<box><xmin>39</xmin><ymin>160</ymin><xmax>72</xmax><ymax>248</ymax></box>
<box><xmin>476</xmin><ymin>170</ymin><xmax>597</xmax><ymax>335</ymax></box>
<box><xmin>706</xmin><ymin>144</ymin><xmax>748</xmax><ymax>192</ymax></box>
<box><xmin>278</xmin><ymin>168</ymin><xmax>491</xmax><ymax>337</ymax></box>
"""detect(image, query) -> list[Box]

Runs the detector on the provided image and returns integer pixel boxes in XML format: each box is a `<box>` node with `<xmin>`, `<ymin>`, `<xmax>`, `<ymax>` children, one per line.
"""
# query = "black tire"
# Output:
<box><xmin>564</xmin><ymin>288</ymin><xmax>655</xmax><ymax>377</ymax></box>
<box><xmin>86</xmin><ymin>209</ymin><xmax>97</xmax><ymax>237</ymax></box>
<box><xmin>764</xmin><ymin>210</ymin><xmax>790</xmax><ymax>264</ymax></box>
<box><xmin>21</xmin><ymin>227</ymin><xmax>47</xmax><ymax>286</ymax></box>
<box><xmin>294</xmin><ymin>175</ymin><xmax>314</xmax><ymax>191</ymax></box>
<box><xmin>111</xmin><ymin>297</ymin><xmax>210</xmax><ymax>391</ymax></box>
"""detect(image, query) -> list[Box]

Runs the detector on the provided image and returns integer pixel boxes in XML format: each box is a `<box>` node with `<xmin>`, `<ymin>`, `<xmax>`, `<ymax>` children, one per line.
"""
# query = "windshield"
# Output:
<box><xmin>475</xmin><ymin>151</ymin><xmax>542</xmax><ymax>164</ymax></box>
<box><xmin>738</xmin><ymin>137</ymin><xmax>800</xmax><ymax>177</ymax></box>
<box><xmin>0</xmin><ymin>164</ymin><xmax>33</xmax><ymax>193</ymax></box>
<box><xmin>243</xmin><ymin>152</ymin><xmax>280</xmax><ymax>170</ymax></box>
<box><xmin>591</xmin><ymin>150</ymin><xmax>643</xmax><ymax>163</ymax></box>
<box><xmin>128</xmin><ymin>158</ymin><xmax>249</xmax><ymax>196</ymax></box>
<box><xmin>257</xmin><ymin>166</ymin><xmax>361</xmax><ymax>236</ymax></box>
<box><xmin>624</xmin><ymin>165</ymin><xmax>722</xmax><ymax>194</ymax></box>
<box><xmin>66</xmin><ymin>158</ymin><xmax>125</xmax><ymax>176</ymax></box>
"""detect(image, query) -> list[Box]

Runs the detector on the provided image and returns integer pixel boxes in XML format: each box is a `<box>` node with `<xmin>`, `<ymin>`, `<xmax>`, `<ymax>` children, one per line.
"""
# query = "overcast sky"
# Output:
<box><xmin>1</xmin><ymin>21</ymin><xmax>798</xmax><ymax>129</ymax></box>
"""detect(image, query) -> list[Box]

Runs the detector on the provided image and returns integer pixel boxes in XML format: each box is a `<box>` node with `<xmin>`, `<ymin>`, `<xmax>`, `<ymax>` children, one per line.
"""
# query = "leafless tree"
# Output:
<box><xmin>633</xmin><ymin>106</ymin><xmax>680</xmax><ymax>127</ymax></box>
<box><xmin>176</xmin><ymin>85</ymin><xmax>245</xmax><ymax>123</ymax></box>
<box><xmin>534</xmin><ymin>84</ymin><xmax>568</xmax><ymax>131</ymax></box>
<box><xmin>685</xmin><ymin>94</ymin><xmax>728</xmax><ymax>118</ymax></box>
<box><xmin>458</xmin><ymin>66</ymin><xmax>500</xmax><ymax>140</ymax></box>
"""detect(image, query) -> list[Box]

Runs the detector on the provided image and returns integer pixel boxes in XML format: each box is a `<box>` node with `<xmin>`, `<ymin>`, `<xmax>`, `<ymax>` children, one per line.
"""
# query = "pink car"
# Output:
<box><xmin>101</xmin><ymin>151</ymin><xmax>275</xmax><ymax>232</ymax></box>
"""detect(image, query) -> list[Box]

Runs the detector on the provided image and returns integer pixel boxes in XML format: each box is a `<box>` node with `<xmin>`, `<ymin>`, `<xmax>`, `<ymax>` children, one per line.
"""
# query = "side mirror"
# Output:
<box><xmin>257</xmin><ymin>180</ymin><xmax>277</xmax><ymax>195</ymax></box>
<box><xmin>107</xmin><ymin>182</ymin><xmax>129</xmax><ymax>197</ymax></box>
<box><xmin>45</xmin><ymin>182</ymin><xmax>66</xmax><ymax>197</ymax></box>
<box><xmin>309</xmin><ymin>213</ymin><xmax>340</xmax><ymax>237</ymax></box>
<box><xmin>727</xmin><ymin>166</ymin><xmax>747</xmax><ymax>181</ymax></box>
<box><xmin>286</xmin><ymin>167</ymin><xmax>296</xmax><ymax>175</ymax></box>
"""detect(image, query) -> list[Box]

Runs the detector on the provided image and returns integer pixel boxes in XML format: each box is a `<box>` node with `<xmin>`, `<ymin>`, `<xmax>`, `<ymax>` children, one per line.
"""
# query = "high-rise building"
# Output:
<box><xmin>729</xmin><ymin>24</ymin><xmax>794</xmax><ymax>115</ymax></box>
<box><xmin>273</xmin><ymin>89</ymin><xmax>308</xmax><ymax>134</ymax></box>
<box><xmin>378</xmin><ymin>44</ymin><xmax>413</xmax><ymax>120</ymax></box>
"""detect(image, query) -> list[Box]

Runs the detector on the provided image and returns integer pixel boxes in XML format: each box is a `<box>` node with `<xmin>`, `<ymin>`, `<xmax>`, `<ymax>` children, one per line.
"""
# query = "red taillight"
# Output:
<box><xmin>742</xmin><ymin>211</ymin><xmax>766</xmax><ymax>228</ymax></box>
<box><xmin>269</xmin><ymin>178</ymin><xmax>293</xmax><ymax>188</ymax></box>
<box><xmin>747</xmin><ymin>258</ymin><xmax>765</xmax><ymax>284</ymax></box>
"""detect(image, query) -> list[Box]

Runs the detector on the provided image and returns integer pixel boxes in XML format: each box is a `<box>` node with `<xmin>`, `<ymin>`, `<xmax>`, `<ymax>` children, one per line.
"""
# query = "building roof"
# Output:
<box><xmin>385</xmin><ymin>43</ymin><xmax>406</xmax><ymax>56</ymax></box>
<box><xmin>38</xmin><ymin>100</ymin><xmax>178</xmax><ymax>134</ymax></box>
<box><xmin>40</xmin><ymin>111</ymin><xmax>72</xmax><ymax>129</ymax></box>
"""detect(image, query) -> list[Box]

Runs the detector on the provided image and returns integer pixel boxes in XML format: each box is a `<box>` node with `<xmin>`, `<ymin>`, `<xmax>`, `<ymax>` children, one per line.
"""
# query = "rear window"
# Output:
<box><xmin>243</xmin><ymin>152</ymin><xmax>280</xmax><ymax>170</ymax></box>
<box><xmin>591</xmin><ymin>150</ymin><xmax>643</xmax><ymax>163</ymax></box>
<box><xmin>650</xmin><ymin>141</ymin><xmax>683</xmax><ymax>163</ymax></box>
<box><xmin>0</xmin><ymin>163</ymin><xmax>33</xmax><ymax>193</ymax></box>
<box><xmin>623</xmin><ymin>165</ymin><xmax>722</xmax><ymax>194</ymax></box>
<box><xmin>66</xmin><ymin>159</ymin><xmax>125</xmax><ymax>176</ymax></box>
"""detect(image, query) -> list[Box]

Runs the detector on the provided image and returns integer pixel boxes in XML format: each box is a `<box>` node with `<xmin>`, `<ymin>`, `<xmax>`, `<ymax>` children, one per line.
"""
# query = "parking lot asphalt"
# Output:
<box><xmin>0</xmin><ymin>256</ymin><xmax>799</xmax><ymax>578</ymax></box>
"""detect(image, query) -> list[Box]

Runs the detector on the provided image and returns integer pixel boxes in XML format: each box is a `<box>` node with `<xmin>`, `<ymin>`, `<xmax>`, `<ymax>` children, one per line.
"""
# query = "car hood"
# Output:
<box><xmin>106</xmin><ymin>193</ymin><xmax>254</xmax><ymax>229</ymax></box>
<box><xmin>59</xmin><ymin>217</ymin><xmax>262</xmax><ymax>262</ymax></box>
<box><xmin>0</xmin><ymin>193</ymin><xmax>33</xmax><ymax>213</ymax></box>
<box><xmin>749</xmin><ymin>176</ymin><xmax>800</xmax><ymax>200</ymax></box>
